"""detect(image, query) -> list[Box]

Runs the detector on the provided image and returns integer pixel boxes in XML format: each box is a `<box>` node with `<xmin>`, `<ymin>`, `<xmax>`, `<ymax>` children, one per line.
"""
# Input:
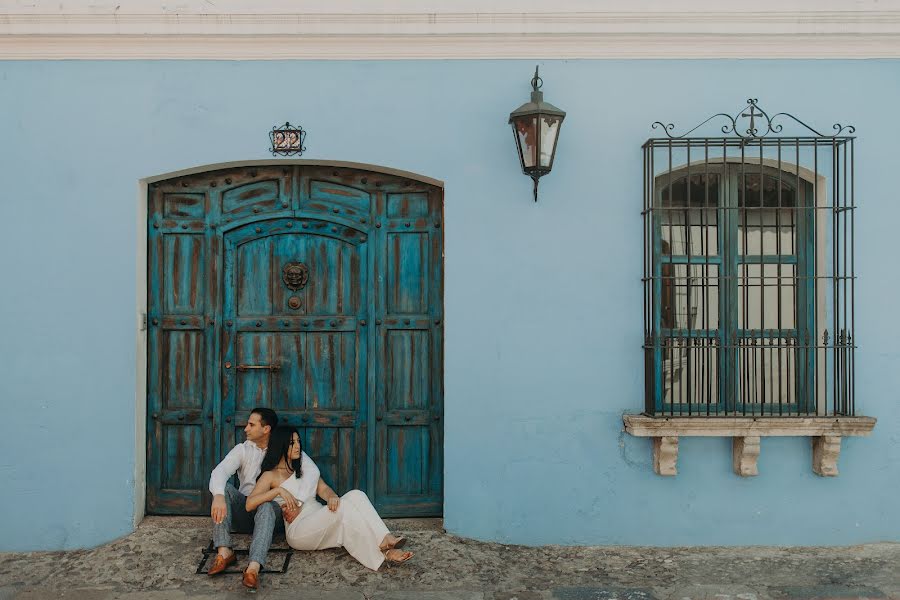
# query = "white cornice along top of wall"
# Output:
<box><xmin>2</xmin><ymin>0</ymin><xmax>900</xmax><ymax>59</ymax></box>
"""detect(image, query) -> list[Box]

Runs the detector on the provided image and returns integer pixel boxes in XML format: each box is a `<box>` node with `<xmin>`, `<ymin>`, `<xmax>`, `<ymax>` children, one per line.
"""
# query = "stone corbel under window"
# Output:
<box><xmin>623</xmin><ymin>416</ymin><xmax>876</xmax><ymax>477</ymax></box>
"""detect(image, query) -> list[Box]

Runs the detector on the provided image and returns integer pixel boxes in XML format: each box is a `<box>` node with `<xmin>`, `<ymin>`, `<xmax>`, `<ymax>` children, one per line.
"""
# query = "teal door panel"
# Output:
<box><xmin>373</xmin><ymin>188</ymin><xmax>444</xmax><ymax>515</ymax></box>
<box><xmin>222</xmin><ymin>219</ymin><xmax>368</xmax><ymax>496</ymax></box>
<box><xmin>147</xmin><ymin>165</ymin><xmax>443</xmax><ymax>516</ymax></box>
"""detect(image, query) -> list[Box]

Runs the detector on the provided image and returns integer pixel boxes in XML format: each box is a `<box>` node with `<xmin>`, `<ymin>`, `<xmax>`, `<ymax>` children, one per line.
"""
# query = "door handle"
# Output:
<box><xmin>236</xmin><ymin>364</ymin><xmax>281</xmax><ymax>372</ymax></box>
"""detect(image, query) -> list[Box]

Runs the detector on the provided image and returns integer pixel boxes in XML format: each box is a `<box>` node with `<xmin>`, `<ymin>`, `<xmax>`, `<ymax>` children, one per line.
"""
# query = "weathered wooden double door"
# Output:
<box><xmin>147</xmin><ymin>164</ymin><xmax>443</xmax><ymax>516</ymax></box>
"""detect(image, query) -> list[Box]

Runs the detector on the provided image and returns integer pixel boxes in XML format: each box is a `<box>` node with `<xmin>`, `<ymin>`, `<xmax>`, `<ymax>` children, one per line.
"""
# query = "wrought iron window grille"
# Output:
<box><xmin>642</xmin><ymin>99</ymin><xmax>856</xmax><ymax>418</ymax></box>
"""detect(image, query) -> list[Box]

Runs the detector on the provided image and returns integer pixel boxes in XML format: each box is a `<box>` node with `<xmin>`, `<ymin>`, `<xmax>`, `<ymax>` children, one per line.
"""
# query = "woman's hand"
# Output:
<box><xmin>327</xmin><ymin>495</ymin><xmax>340</xmax><ymax>512</ymax></box>
<box><xmin>278</xmin><ymin>487</ymin><xmax>299</xmax><ymax>512</ymax></box>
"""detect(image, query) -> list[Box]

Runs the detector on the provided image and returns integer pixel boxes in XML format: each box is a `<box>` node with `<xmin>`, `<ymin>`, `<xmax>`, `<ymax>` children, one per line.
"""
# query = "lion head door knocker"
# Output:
<box><xmin>282</xmin><ymin>262</ymin><xmax>309</xmax><ymax>310</ymax></box>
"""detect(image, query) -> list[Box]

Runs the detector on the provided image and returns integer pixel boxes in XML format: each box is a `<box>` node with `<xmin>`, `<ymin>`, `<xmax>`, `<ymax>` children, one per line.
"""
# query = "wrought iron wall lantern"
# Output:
<box><xmin>508</xmin><ymin>66</ymin><xmax>566</xmax><ymax>202</ymax></box>
<box><xmin>270</xmin><ymin>122</ymin><xmax>307</xmax><ymax>156</ymax></box>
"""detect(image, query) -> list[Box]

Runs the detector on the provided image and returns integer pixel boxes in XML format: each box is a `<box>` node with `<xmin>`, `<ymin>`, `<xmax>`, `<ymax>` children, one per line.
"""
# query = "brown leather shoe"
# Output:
<box><xmin>242</xmin><ymin>568</ymin><xmax>259</xmax><ymax>590</ymax></box>
<box><xmin>207</xmin><ymin>552</ymin><xmax>236</xmax><ymax>576</ymax></box>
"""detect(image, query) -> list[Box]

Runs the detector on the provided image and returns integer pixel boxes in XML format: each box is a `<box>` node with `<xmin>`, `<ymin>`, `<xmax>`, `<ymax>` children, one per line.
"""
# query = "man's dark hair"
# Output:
<box><xmin>250</xmin><ymin>407</ymin><xmax>278</xmax><ymax>430</ymax></box>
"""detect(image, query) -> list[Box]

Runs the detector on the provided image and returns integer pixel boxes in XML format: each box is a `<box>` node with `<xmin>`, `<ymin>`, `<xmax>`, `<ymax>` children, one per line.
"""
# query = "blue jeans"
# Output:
<box><xmin>212</xmin><ymin>482</ymin><xmax>283</xmax><ymax>567</ymax></box>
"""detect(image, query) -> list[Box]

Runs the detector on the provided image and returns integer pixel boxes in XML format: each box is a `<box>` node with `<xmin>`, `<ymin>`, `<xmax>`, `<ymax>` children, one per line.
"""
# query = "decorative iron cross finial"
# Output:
<box><xmin>650</xmin><ymin>98</ymin><xmax>855</xmax><ymax>140</ymax></box>
<box><xmin>741</xmin><ymin>101</ymin><xmax>762</xmax><ymax>137</ymax></box>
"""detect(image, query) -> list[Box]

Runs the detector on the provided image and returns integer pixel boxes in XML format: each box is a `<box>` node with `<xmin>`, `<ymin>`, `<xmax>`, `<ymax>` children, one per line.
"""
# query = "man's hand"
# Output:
<box><xmin>211</xmin><ymin>494</ymin><xmax>227</xmax><ymax>524</ymax></box>
<box><xmin>281</xmin><ymin>502</ymin><xmax>302</xmax><ymax>524</ymax></box>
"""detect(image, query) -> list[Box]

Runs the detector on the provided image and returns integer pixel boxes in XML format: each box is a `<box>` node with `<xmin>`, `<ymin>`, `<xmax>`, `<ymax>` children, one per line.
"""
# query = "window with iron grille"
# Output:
<box><xmin>642</xmin><ymin>100</ymin><xmax>855</xmax><ymax>417</ymax></box>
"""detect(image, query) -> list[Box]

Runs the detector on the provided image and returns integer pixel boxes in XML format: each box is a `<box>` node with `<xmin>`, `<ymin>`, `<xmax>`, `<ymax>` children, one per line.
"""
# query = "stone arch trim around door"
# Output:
<box><xmin>146</xmin><ymin>162</ymin><xmax>444</xmax><ymax>517</ymax></box>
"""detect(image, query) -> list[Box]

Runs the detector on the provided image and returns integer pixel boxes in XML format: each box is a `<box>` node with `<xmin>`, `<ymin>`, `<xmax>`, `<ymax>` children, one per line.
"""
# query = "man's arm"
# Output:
<box><xmin>209</xmin><ymin>444</ymin><xmax>244</xmax><ymax>496</ymax></box>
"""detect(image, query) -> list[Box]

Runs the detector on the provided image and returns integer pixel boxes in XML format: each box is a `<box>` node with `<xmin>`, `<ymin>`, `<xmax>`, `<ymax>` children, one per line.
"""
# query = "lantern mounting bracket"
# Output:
<box><xmin>531</xmin><ymin>66</ymin><xmax>543</xmax><ymax>92</ymax></box>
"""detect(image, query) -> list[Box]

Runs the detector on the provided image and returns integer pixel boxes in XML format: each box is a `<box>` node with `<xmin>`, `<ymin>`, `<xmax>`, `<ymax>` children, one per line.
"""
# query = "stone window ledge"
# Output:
<box><xmin>623</xmin><ymin>415</ymin><xmax>876</xmax><ymax>477</ymax></box>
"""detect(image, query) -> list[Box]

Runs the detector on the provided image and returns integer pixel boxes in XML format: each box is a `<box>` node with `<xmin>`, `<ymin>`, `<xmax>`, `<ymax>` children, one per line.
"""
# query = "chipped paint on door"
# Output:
<box><xmin>147</xmin><ymin>164</ymin><xmax>443</xmax><ymax>516</ymax></box>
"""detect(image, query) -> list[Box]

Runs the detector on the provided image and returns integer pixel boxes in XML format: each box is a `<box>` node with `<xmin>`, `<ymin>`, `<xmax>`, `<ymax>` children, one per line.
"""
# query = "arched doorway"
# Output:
<box><xmin>146</xmin><ymin>162</ymin><xmax>443</xmax><ymax>516</ymax></box>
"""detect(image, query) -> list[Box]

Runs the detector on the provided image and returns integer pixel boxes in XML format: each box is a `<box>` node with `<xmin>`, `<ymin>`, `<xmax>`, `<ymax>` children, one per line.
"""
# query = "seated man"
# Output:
<box><xmin>207</xmin><ymin>407</ymin><xmax>283</xmax><ymax>590</ymax></box>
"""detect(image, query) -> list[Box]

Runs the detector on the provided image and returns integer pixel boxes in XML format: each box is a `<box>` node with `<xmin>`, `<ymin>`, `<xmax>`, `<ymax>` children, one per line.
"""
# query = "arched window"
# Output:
<box><xmin>645</xmin><ymin>156</ymin><xmax>836</xmax><ymax>416</ymax></box>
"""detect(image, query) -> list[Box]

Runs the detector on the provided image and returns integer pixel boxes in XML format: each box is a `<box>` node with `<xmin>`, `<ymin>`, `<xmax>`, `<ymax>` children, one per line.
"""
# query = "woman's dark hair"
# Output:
<box><xmin>258</xmin><ymin>426</ymin><xmax>303</xmax><ymax>480</ymax></box>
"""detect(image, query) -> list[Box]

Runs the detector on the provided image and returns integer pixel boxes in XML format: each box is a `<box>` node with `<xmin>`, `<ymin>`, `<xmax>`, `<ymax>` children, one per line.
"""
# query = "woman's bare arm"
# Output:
<box><xmin>316</xmin><ymin>478</ymin><xmax>341</xmax><ymax>511</ymax></box>
<box><xmin>316</xmin><ymin>478</ymin><xmax>338</xmax><ymax>500</ymax></box>
<box><xmin>246</xmin><ymin>472</ymin><xmax>297</xmax><ymax>512</ymax></box>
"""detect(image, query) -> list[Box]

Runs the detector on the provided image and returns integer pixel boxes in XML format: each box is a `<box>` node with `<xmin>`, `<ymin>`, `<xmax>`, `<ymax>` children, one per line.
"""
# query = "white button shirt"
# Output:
<box><xmin>208</xmin><ymin>440</ymin><xmax>267</xmax><ymax>497</ymax></box>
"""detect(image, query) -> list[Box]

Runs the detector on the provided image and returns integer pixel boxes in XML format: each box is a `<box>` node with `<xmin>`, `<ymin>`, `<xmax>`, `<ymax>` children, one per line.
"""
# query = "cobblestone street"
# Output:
<box><xmin>0</xmin><ymin>517</ymin><xmax>897</xmax><ymax>600</ymax></box>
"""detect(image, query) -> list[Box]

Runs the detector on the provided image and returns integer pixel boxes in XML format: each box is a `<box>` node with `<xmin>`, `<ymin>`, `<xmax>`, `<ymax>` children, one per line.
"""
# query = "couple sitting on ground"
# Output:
<box><xmin>207</xmin><ymin>407</ymin><xmax>413</xmax><ymax>590</ymax></box>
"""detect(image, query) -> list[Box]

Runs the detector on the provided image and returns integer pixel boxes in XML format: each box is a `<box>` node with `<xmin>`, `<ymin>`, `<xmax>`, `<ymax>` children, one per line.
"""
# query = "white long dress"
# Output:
<box><xmin>275</xmin><ymin>452</ymin><xmax>390</xmax><ymax>571</ymax></box>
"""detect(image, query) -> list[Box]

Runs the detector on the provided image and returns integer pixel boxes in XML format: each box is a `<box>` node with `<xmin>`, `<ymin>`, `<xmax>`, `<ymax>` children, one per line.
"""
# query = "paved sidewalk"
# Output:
<box><xmin>0</xmin><ymin>517</ymin><xmax>897</xmax><ymax>600</ymax></box>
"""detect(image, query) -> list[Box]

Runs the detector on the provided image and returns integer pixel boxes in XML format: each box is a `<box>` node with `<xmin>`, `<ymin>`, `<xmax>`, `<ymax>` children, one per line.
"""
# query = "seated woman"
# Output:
<box><xmin>246</xmin><ymin>426</ymin><xmax>413</xmax><ymax>571</ymax></box>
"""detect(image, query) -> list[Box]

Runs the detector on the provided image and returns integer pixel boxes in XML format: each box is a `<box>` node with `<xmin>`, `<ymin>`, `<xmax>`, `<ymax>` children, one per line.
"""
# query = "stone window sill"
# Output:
<box><xmin>622</xmin><ymin>415</ymin><xmax>876</xmax><ymax>477</ymax></box>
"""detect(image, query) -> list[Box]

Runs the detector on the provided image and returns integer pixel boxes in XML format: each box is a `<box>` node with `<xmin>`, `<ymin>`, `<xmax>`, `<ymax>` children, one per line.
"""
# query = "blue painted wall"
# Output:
<box><xmin>1</xmin><ymin>60</ymin><xmax>898</xmax><ymax>551</ymax></box>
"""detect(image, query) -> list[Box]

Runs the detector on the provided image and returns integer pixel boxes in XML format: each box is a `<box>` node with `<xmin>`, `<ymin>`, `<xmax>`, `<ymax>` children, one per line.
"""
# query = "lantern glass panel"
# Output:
<box><xmin>539</xmin><ymin>115</ymin><xmax>562</xmax><ymax>168</ymax></box>
<box><xmin>513</xmin><ymin>116</ymin><xmax>538</xmax><ymax>169</ymax></box>
<box><xmin>512</xmin><ymin>125</ymin><xmax>525</xmax><ymax>169</ymax></box>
